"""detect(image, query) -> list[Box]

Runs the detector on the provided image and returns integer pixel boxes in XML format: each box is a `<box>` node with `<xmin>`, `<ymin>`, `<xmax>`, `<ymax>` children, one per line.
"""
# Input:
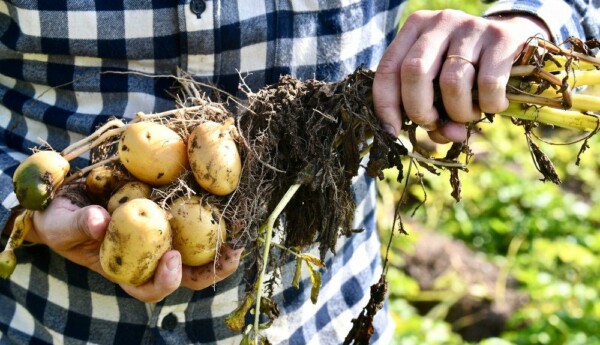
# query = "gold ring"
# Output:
<box><xmin>446</xmin><ymin>54</ymin><xmax>475</xmax><ymax>65</ymax></box>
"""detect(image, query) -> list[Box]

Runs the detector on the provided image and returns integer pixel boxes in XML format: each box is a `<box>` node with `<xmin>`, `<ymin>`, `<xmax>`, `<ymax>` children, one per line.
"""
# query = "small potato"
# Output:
<box><xmin>169</xmin><ymin>196</ymin><xmax>226</xmax><ymax>266</ymax></box>
<box><xmin>85</xmin><ymin>166</ymin><xmax>123</xmax><ymax>202</ymax></box>
<box><xmin>188</xmin><ymin>118</ymin><xmax>241</xmax><ymax>196</ymax></box>
<box><xmin>13</xmin><ymin>151</ymin><xmax>70</xmax><ymax>210</ymax></box>
<box><xmin>118</xmin><ymin>122</ymin><xmax>188</xmax><ymax>186</ymax></box>
<box><xmin>106</xmin><ymin>181</ymin><xmax>152</xmax><ymax>214</ymax></box>
<box><xmin>99</xmin><ymin>198</ymin><xmax>171</xmax><ymax>286</ymax></box>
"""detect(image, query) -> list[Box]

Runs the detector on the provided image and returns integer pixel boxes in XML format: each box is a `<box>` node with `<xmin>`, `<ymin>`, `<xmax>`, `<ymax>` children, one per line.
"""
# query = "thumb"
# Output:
<box><xmin>33</xmin><ymin>199</ymin><xmax>111</xmax><ymax>249</ymax></box>
<box><xmin>71</xmin><ymin>205</ymin><xmax>111</xmax><ymax>242</ymax></box>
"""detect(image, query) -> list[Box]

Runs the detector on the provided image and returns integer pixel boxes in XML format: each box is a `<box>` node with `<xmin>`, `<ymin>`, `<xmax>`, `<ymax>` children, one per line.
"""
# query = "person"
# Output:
<box><xmin>0</xmin><ymin>0</ymin><xmax>597</xmax><ymax>344</ymax></box>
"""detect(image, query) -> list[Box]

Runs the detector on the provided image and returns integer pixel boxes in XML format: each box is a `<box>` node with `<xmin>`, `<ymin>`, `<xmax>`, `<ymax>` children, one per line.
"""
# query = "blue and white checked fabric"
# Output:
<box><xmin>0</xmin><ymin>0</ymin><xmax>594</xmax><ymax>344</ymax></box>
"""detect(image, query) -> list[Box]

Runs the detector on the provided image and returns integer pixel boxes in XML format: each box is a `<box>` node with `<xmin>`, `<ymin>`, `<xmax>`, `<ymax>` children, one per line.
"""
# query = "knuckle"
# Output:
<box><xmin>485</xmin><ymin>24</ymin><xmax>511</xmax><ymax>41</ymax></box>
<box><xmin>405</xmin><ymin>10</ymin><xmax>431</xmax><ymax>25</ymax></box>
<box><xmin>376</xmin><ymin>56</ymin><xmax>399</xmax><ymax>74</ymax></box>
<box><xmin>478</xmin><ymin>74</ymin><xmax>506</xmax><ymax>93</ymax></box>
<box><xmin>401</xmin><ymin>57</ymin><xmax>428</xmax><ymax>80</ymax></box>
<box><xmin>439</xmin><ymin>71</ymin><xmax>466</xmax><ymax>95</ymax></box>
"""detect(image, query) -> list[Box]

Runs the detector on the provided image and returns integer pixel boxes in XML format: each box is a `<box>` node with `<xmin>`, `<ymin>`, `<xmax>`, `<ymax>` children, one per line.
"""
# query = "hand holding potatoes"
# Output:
<box><xmin>23</xmin><ymin>192</ymin><xmax>242</xmax><ymax>302</ymax></box>
<box><xmin>7</xmin><ymin>118</ymin><xmax>244</xmax><ymax>297</ymax></box>
<box><xmin>28</xmin><ymin>196</ymin><xmax>182</xmax><ymax>302</ymax></box>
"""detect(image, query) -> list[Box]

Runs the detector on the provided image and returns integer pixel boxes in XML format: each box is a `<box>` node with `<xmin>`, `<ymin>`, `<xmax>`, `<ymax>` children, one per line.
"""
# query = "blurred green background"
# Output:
<box><xmin>379</xmin><ymin>1</ymin><xmax>600</xmax><ymax>344</ymax></box>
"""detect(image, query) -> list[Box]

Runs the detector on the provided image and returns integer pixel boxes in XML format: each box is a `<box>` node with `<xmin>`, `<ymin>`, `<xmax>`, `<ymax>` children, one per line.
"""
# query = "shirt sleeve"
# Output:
<box><xmin>483</xmin><ymin>0</ymin><xmax>599</xmax><ymax>43</ymax></box>
<box><xmin>0</xmin><ymin>145</ymin><xmax>27</xmax><ymax>231</ymax></box>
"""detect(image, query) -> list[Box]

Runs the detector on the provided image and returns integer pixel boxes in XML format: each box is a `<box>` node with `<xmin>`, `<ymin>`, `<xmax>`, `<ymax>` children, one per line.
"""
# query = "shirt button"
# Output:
<box><xmin>161</xmin><ymin>313</ymin><xmax>178</xmax><ymax>331</ymax></box>
<box><xmin>190</xmin><ymin>0</ymin><xmax>206</xmax><ymax>18</ymax></box>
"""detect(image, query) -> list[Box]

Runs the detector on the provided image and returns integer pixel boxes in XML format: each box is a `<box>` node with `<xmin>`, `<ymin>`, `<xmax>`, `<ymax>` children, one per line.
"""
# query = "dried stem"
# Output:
<box><xmin>538</xmin><ymin>39</ymin><xmax>600</xmax><ymax>67</ymax></box>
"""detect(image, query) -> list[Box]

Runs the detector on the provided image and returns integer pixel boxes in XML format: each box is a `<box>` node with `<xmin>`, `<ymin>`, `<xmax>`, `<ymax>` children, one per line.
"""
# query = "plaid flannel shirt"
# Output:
<box><xmin>0</xmin><ymin>0</ymin><xmax>594</xmax><ymax>344</ymax></box>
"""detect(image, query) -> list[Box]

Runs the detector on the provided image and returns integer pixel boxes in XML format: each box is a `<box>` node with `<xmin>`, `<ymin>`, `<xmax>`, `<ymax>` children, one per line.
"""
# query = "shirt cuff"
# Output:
<box><xmin>484</xmin><ymin>0</ymin><xmax>585</xmax><ymax>44</ymax></box>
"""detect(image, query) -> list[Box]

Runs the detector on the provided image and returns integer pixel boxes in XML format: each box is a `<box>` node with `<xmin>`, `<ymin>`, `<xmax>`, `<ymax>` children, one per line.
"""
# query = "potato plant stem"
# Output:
<box><xmin>561</xmin><ymin>70</ymin><xmax>600</xmax><ymax>88</ymax></box>
<box><xmin>134</xmin><ymin>103</ymin><xmax>227</xmax><ymax>122</ymax></box>
<box><xmin>62</xmin><ymin>127</ymin><xmax>128</xmax><ymax>161</ymax></box>
<box><xmin>543</xmin><ymin>56</ymin><xmax>597</xmax><ymax>72</ymax></box>
<box><xmin>253</xmin><ymin>183</ymin><xmax>301</xmax><ymax>344</ymax></box>
<box><xmin>61</xmin><ymin>119</ymin><xmax>126</xmax><ymax>157</ymax></box>
<box><xmin>257</xmin><ymin>236</ymin><xmax>302</xmax><ymax>259</ymax></box>
<box><xmin>500</xmin><ymin>102</ymin><xmax>600</xmax><ymax>131</ymax></box>
<box><xmin>62</xmin><ymin>156</ymin><xmax>120</xmax><ymax>185</ymax></box>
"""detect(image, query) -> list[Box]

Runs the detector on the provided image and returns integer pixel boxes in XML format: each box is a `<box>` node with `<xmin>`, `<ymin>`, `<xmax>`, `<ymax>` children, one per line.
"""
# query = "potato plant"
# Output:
<box><xmin>1</xmin><ymin>37</ymin><xmax>599</xmax><ymax>345</ymax></box>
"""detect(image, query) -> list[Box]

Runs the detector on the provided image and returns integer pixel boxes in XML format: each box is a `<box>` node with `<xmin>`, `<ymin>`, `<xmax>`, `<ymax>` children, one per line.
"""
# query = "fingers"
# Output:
<box><xmin>428</xmin><ymin>122</ymin><xmax>468</xmax><ymax>143</ymax></box>
<box><xmin>181</xmin><ymin>245</ymin><xmax>243</xmax><ymax>290</ymax></box>
<box><xmin>372</xmin><ymin>14</ymin><xmax>421</xmax><ymax>135</ymax></box>
<box><xmin>440</xmin><ymin>56</ymin><xmax>481</xmax><ymax>123</ymax></box>
<box><xmin>119</xmin><ymin>250</ymin><xmax>182</xmax><ymax>303</ymax></box>
<box><xmin>400</xmin><ymin>32</ymin><xmax>448</xmax><ymax>130</ymax></box>
<box><xmin>477</xmin><ymin>39</ymin><xmax>515</xmax><ymax>114</ymax></box>
<box><xmin>73</xmin><ymin>205</ymin><xmax>111</xmax><ymax>241</ymax></box>
<box><xmin>374</xmin><ymin>10</ymin><xmax>539</xmax><ymax>144</ymax></box>
<box><xmin>118</xmin><ymin>245</ymin><xmax>242</xmax><ymax>302</ymax></box>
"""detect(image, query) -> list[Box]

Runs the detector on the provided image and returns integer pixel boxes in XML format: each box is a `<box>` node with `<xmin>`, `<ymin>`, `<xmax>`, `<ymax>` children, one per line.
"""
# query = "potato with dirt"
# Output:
<box><xmin>13</xmin><ymin>151</ymin><xmax>70</xmax><ymax>210</ymax></box>
<box><xmin>188</xmin><ymin>118</ymin><xmax>241</xmax><ymax>196</ymax></box>
<box><xmin>85</xmin><ymin>166</ymin><xmax>123</xmax><ymax>202</ymax></box>
<box><xmin>106</xmin><ymin>181</ymin><xmax>152</xmax><ymax>214</ymax></box>
<box><xmin>99</xmin><ymin>198</ymin><xmax>171</xmax><ymax>286</ymax></box>
<box><xmin>169</xmin><ymin>196</ymin><xmax>226</xmax><ymax>266</ymax></box>
<box><xmin>118</xmin><ymin>122</ymin><xmax>188</xmax><ymax>186</ymax></box>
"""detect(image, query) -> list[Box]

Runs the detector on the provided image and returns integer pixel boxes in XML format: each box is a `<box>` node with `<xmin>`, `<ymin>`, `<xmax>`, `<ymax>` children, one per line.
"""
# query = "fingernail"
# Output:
<box><xmin>167</xmin><ymin>254</ymin><xmax>181</xmax><ymax>272</ymax></box>
<box><xmin>382</xmin><ymin>124</ymin><xmax>397</xmax><ymax>136</ymax></box>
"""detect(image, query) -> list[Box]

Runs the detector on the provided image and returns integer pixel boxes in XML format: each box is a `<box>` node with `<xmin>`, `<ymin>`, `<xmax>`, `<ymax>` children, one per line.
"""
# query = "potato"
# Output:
<box><xmin>169</xmin><ymin>196</ymin><xmax>226</xmax><ymax>266</ymax></box>
<box><xmin>13</xmin><ymin>151</ymin><xmax>70</xmax><ymax>210</ymax></box>
<box><xmin>99</xmin><ymin>198</ymin><xmax>171</xmax><ymax>286</ymax></box>
<box><xmin>85</xmin><ymin>166</ymin><xmax>123</xmax><ymax>202</ymax></box>
<box><xmin>187</xmin><ymin>118</ymin><xmax>241</xmax><ymax>196</ymax></box>
<box><xmin>106</xmin><ymin>181</ymin><xmax>152</xmax><ymax>214</ymax></box>
<box><xmin>118</xmin><ymin>122</ymin><xmax>188</xmax><ymax>186</ymax></box>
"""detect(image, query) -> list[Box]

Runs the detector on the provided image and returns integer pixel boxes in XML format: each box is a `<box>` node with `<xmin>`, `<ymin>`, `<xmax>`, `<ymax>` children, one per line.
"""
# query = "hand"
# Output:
<box><xmin>373</xmin><ymin>10</ymin><xmax>550</xmax><ymax>143</ymax></box>
<box><xmin>29</xmin><ymin>195</ymin><xmax>242</xmax><ymax>303</ymax></box>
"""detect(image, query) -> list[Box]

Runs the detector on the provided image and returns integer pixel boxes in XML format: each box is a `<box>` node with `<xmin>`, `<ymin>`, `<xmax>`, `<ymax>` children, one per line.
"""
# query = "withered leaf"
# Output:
<box><xmin>225</xmin><ymin>292</ymin><xmax>255</xmax><ymax>332</ymax></box>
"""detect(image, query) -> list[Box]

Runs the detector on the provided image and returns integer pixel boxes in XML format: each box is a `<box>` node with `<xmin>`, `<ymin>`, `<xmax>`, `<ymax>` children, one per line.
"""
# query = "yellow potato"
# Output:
<box><xmin>85</xmin><ymin>166</ymin><xmax>122</xmax><ymax>201</ymax></box>
<box><xmin>13</xmin><ymin>151</ymin><xmax>70</xmax><ymax>210</ymax></box>
<box><xmin>118</xmin><ymin>122</ymin><xmax>188</xmax><ymax>186</ymax></box>
<box><xmin>187</xmin><ymin>119</ymin><xmax>241</xmax><ymax>196</ymax></box>
<box><xmin>106</xmin><ymin>181</ymin><xmax>152</xmax><ymax>214</ymax></box>
<box><xmin>169</xmin><ymin>196</ymin><xmax>226</xmax><ymax>266</ymax></box>
<box><xmin>99</xmin><ymin>198</ymin><xmax>171</xmax><ymax>286</ymax></box>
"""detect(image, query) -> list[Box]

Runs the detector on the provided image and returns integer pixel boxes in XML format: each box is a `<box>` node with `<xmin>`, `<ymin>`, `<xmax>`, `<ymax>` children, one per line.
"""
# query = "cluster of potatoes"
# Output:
<box><xmin>13</xmin><ymin>119</ymin><xmax>242</xmax><ymax>286</ymax></box>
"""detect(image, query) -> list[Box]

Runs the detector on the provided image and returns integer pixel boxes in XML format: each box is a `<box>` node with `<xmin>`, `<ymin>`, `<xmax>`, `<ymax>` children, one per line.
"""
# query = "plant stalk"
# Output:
<box><xmin>253</xmin><ymin>183</ymin><xmax>301</xmax><ymax>344</ymax></box>
<box><xmin>500</xmin><ymin>102</ymin><xmax>600</xmax><ymax>131</ymax></box>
